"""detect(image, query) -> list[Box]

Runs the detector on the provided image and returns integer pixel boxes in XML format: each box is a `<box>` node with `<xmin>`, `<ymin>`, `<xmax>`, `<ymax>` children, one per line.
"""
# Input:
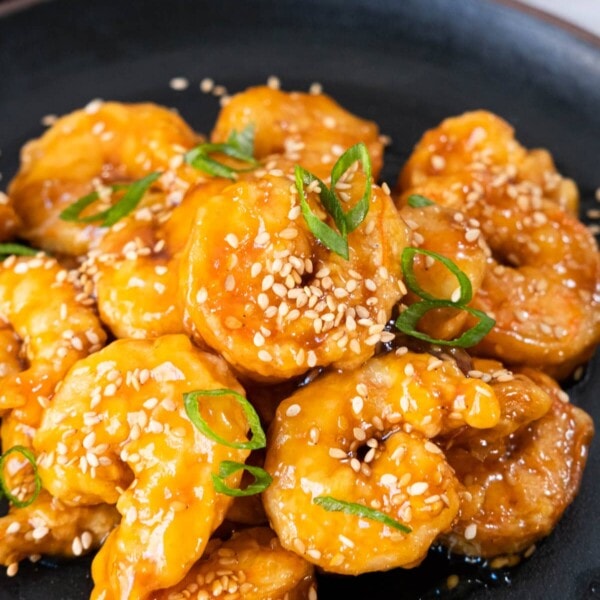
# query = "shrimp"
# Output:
<box><xmin>263</xmin><ymin>351</ymin><xmax>501</xmax><ymax>574</ymax></box>
<box><xmin>33</xmin><ymin>334</ymin><xmax>253</xmax><ymax>600</ymax></box>
<box><xmin>212</xmin><ymin>86</ymin><xmax>384</xmax><ymax>179</ymax></box>
<box><xmin>151</xmin><ymin>527</ymin><xmax>316</xmax><ymax>600</ymax></box>
<box><xmin>181</xmin><ymin>163</ymin><xmax>409</xmax><ymax>381</ymax></box>
<box><xmin>80</xmin><ymin>180</ymin><xmax>230</xmax><ymax>339</ymax></box>
<box><xmin>397</xmin><ymin>111</ymin><xmax>600</xmax><ymax>377</ymax></box>
<box><xmin>9</xmin><ymin>102</ymin><xmax>202</xmax><ymax>256</ymax></box>
<box><xmin>0</xmin><ymin>254</ymin><xmax>106</xmax><ymax>412</ymax></box>
<box><xmin>398</xmin><ymin>202</ymin><xmax>489</xmax><ymax>341</ymax></box>
<box><xmin>441</xmin><ymin>362</ymin><xmax>594</xmax><ymax>557</ymax></box>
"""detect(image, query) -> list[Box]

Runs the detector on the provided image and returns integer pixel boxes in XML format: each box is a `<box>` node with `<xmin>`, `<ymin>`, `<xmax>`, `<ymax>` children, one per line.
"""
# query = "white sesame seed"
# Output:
<box><xmin>169</xmin><ymin>77</ymin><xmax>189</xmax><ymax>91</ymax></box>
<box><xmin>464</xmin><ymin>523</ymin><xmax>478</xmax><ymax>540</ymax></box>
<box><xmin>6</xmin><ymin>522</ymin><xmax>21</xmax><ymax>535</ymax></box>
<box><xmin>258</xmin><ymin>350</ymin><xmax>273</xmax><ymax>362</ymax></box>
<box><xmin>196</xmin><ymin>288</ymin><xmax>208</xmax><ymax>304</ymax></box>
<box><xmin>286</xmin><ymin>404</ymin><xmax>301</xmax><ymax>417</ymax></box>
<box><xmin>407</xmin><ymin>482</ymin><xmax>429</xmax><ymax>496</ymax></box>
<box><xmin>224</xmin><ymin>233</ymin><xmax>239</xmax><ymax>249</ymax></box>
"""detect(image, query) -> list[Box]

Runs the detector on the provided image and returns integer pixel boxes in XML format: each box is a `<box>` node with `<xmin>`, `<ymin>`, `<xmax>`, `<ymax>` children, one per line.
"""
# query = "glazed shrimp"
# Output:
<box><xmin>398</xmin><ymin>202</ymin><xmax>489</xmax><ymax>341</ymax></box>
<box><xmin>181</xmin><ymin>164</ymin><xmax>409</xmax><ymax>381</ymax></box>
<box><xmin>34</xmin><ymin>335</ymin><xmax>253</xmax><ymax>600</ymax></box>
<box><xmin>9</xmin><ymin>102</ymin><xmax>202</xmax><ymax>256</ymax></box>
<box><xmin>212</xmin><ymin>86</ymin><xmax>384</xmax><ymax>179</ymax></box>
<box><xmin>0</xmin><ymin>254</ymin><xmax>106</xmax><ymax>412</ymax></box>
<box><xmin>263</xmin><ymin>351</ymin><xmax>501</xmax><ymax>574</ymax></box>
<box><xmin>81</xmin><ymin>180</ymin><xmax>230</xmax><ymax>339</ymax></box>
<box><xmin>151</xmin><ymin>528</ymin><xmax>316</xmax><ymax>600</ymax></box>
<box><xmin>397</xmin><ymin>111</ymin><xmax>600</xmax><ymax>377</ymax></box>
<box><xmin>441</xmin><ymin>362</ymin><xmax>594</xmax><ymax>557</ymax></box>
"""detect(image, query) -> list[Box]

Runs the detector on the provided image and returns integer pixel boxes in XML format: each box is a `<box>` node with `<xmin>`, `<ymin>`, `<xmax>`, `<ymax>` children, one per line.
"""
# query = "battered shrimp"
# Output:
<box><xmin>398</xmin><ymin>111</ymin><xmax>600</xmax><ymax>377</ymax></box>
<box><xmin>212</xmin><ymin>86</ymin><xmax>384</xmax><ymax>179</ymax></box>
<box><xmin>82</xmin><ymin>180</ymin><xmax>230</xmax><ymax>339</ymax></box>
<box><xmin>0</xmin><ymin>254</ymin><xmax>106</xmax><ymax>412</ymax></box>
<box><xmin>441</xmin><ymin>363</ymin><xmax>594</xmax><ymax>557</ymax></box>
<box><xmin>181</xmin><ymin>164</ymin><xmax>409</xmax><ymax>381</ymax></box>
<box><xmin>9</xmin><ymin>102</ymin><xmax>202</xmax><ymax>256</ymax></box>
<box><xmin>34</xmin><ymin>335</ymin><xmax>253</xmax><ymax>600</ymax></box>
<box><xmin>151</xmin><ymin>528</ymin><xmax>317</xmax><ymax>600</ymax></box>
<box><xmin>398</xmin><ymin>202</ymin><xmax>489</xmax><ymax>340</ymax></box>
<box><xmin>263</xmin><ymin>351</ymin><xmax>501</xmax><ymax>574</ymax></box>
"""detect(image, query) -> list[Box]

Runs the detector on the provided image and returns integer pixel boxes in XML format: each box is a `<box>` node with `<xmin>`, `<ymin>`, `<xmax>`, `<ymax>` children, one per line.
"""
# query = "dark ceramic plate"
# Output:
<box><xmin>0</xmin><ymin>0</ymin><xmax>599</xmax><ymax>598</ymax></box>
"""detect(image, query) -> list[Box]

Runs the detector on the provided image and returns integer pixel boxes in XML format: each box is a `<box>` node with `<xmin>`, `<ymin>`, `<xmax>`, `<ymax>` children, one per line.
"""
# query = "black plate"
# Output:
<box><xmin>0</xmin><ymin>0</ymin><xmax>599</xmax><ymax>598</ymax></box>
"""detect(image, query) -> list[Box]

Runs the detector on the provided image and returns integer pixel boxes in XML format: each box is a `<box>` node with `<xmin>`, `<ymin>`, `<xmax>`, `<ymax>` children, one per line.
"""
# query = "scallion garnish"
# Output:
<box><xmin>211</xmin><ymin>460</ymin><xmax>272</xmax><ymax>497</ymax></box>
<box><xmin>59</xmin><ymin>171</ymin><xmax>161</xmax><ymax>227</ymax></box>
<box><xmin>313</xmin><ymin>495</ymin><xmax>412</xmax><ymax>534</ymax></box>
<box><xmin>184</xmin><ymin>124</ymin><xmax>259</xmax><ymax>180</ymax></box>
<box><xmin>294</xmin><ymin>142</ymin><xmax>372</xmax><ymax>260</ymax></box>
<box><xmin>407</xmin><ymin>194</ymin><xmax>435</xmax><ymax>208</ymax></box>
<box><xmin>0</xmin><ymin>243</ymin><xmax>39</xmax><ymax>259</ymax></box>
<box><xmin>395</xmin><ymin>300</ymin><xmax>496</xmax><ymax>347</ymax></box>
<box><xmin>183</xmin><ymin>388</ymin><xmax>266</xmax><ymax>450</ymax></box>
<box><xmin>395</xmin><ymin>247</ymin><xmax>495</xmax><ymax>347</ymax></box>
<box><xmin>0</xmin><ymin>445</ymin><xmax>42</xmax><ymax>508</ymax></box>
<box><xmin>402</xmin><ymin>247</ymin><xmax>473</xmax><ymax>305</ymax></box>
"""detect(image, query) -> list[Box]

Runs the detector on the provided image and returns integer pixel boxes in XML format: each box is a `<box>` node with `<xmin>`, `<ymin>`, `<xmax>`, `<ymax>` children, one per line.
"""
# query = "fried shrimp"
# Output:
<box><xmin>181</xmin><ymin>165</ymin><xmax>408</xmax><ymax>381</ymax></box>
<box><xmin>82</xmin><ymin>180</ymin><xmax>231</xmax><ymax>339</ymax></box>
<box><xmin>9</xmin><ymin>102</ymin><xmax>201</xmax><ymax>256</ymax></box>
<box><xmin>212</xmin><ymin>86</ymin><xmax>384</xmax><ymax>179</ymax></box>
<box><xmin>0</xmin><ymin>255</ymin><xmax>106</xmax><ymax>412</ymax></box>
<box><xmin>263</xmin><ymin>351</ymin><xmax>501</xmax><ymax>574</ymax></box>
<box><xmin>441</xmin><ymin>361</ymin><xmax>594</xmax><ymax>557</ymax></box>
<box><xmin>151</xmin><ymin>527</ymin><xmax>316</xmax><ymax>600</ymax></box>
<box><xmin>398</xmin><ymin>202</ymin><xmax>489</xmax><ymax>341</ymax></box>
<box><xmin>34</xmin><ymin>335</ymin><xmax>252</xmax><ymax>600</ymax></box>
<box><xmin>398</xmin><ymin>111</ymin><xmax>600</xmax><ymax>377</ymax></box>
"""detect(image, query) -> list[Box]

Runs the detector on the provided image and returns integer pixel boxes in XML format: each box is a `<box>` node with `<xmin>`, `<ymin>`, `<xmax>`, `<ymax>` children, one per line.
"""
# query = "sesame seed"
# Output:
<box><xmin>329</xmin><ymin>447</ymin><xmax>347</xmax><ymax>459</ymax></box>
<box><xmin>286</xmin><ymin>404</ymin><xmax>301</xmax><ymax>417</ymax></box>
<box><xmin>196</xmin><ymin>288</ymin><xmax>208</xmax><ymax>304</ymax></box>
<box><xmin>258</xmin><ymin>350</ymin><xmax>272</xmax><ymax>362</ymax></box>
<box><xmin>307</xmin><ymin>350</ymin><xmax>317</xmax><ymax>368</ymax></box>
<box><xmin>464</xmin><ymin>523</ymin><xmax>478</xmax><ymax>540</ymax></box>
<box><xmin>200</xmin><ymin>78</ymin><xmax>214</xmax><ymax>93</ymax></box>
<box><xmin>6</xmin><ymin>522</ymin><xmax>21</xmax><ymax>535</ymax></box>
<box><xmin>407</xmin><ymin>482</ymin><xmax>429</xmax><ymax>496</ymax></box>
<box><xmin>169</xmin><ymin>77</ymin><xmax>189</xmax><ymax>91</ymax></box>
<box><xmin>72</xmin><ymin>536</ymin><xmax>83</xmax><ymax>556</ymax></box>
<box><xmin>224</xmin><ymin>233</ymin><xmax>239</xmax><ymax>249</ymax></box>
<box><xmin>6</xmin><ymin>563</ymin><xmax>18</xmax><ymax>577</ymax></box>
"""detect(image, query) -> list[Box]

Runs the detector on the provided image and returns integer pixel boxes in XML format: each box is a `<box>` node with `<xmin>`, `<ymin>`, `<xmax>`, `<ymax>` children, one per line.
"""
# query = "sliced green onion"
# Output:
<box><xmin>294</xmin><ymin>142</ymin><xmax>372</xmax><ymax>259</ymax></box>
<box><xmin>330</xmin><ymin>143</ymin><xmax>372</xmax><ymax>232</ymax></box>
<box><xmin>211</xmin><ymin>461</ymin><xmax>272</xmax><ymax>497</ymax></box>
<box><xmin>59</xmin><ymin>172</ymin><xmax>161</xmax><ymax>227</ymax></box>
<box><xmin>0</xmin><ymin>243</ymin><xmax>39</xmax><ymax>258</ymax></box>
<box><xmin>395</xmin><ymin>300</ymin><xmax>495</xmax><ymax>348</ymax></box>
<box><xmin>0</xmin><ymin>445</ymin><xmax>42</xmax><ymax>508</ymax></box>
<box><xmin>183</xmin><ymin>388</ymin><xmax>266</xmax><ymax>450</ymax></box>
<box><xmin>184</xmin><ymin>125</ymin><xmax>259</xmax><ymax>180</ymax></box>
<box><xmin>407</xmin><ymin>194</ymin><xmax>435</xmax><ymax>208</ymax></box>
<box><xmin>313</xmin><ymin>495</ymin><xmax>411</xmax><ymax>534</ymax></box>
<box><xmin>402</xmin><ymin>247</ymin><xmax>473</xmax><ymax>305</ymax></box>
<box><xmin>295</xmin><ymin>166</ymin><xmax>349</xmax><ymax>260</ymax></box>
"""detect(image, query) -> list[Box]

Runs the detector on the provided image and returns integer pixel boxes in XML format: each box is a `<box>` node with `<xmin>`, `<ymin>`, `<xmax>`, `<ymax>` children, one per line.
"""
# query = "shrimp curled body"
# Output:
<box><xmin>34</xmin><ymin>335</ymin><xmax>252</xmax><ymax>600</ymax></box>
<box><xmin>263</xmin><ymin>351</ymin><xmax>501</xmax><ymax>574</ymax></box>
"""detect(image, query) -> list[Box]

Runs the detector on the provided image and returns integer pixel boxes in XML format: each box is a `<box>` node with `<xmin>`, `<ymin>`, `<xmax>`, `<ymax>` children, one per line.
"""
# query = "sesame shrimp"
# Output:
<box><xmin>0</xmin><ymin>255</ymin><xmax>106</xmax><ymax>412</ymax></box>
<box><xmin>398</xmin><ymin>111</ymin><xmax>600</xmax><ymax>377</ymax></box>
<box><xmin>151</xmin><ymin>527</ymin><xmax>316</xmax><ymax>600</ymax></box>
<box><xmin>181</xmin><ymin>164</ymin><xmax>408</xmax><ymax>382</ymax></box>
<box><xmin>81</xmin><ymin>180</ymin><xmax>230</xmax><ymax>339</ymax></box>
<box><xmin>9</xmin><ymin>102</ymin><xmax>201</xmax><ymax>256</ymax></box>
<box><xmin>212</xmin><ymin>86</ymin><xmax>384</xmax><ymax>179</ymax></box>
<box><xmin>33</xmin><ymin>335</ymin><xmax>253</xmax><ymax>600</ymax></box>
<box><xmin>263</xmin><ymin>351</ymin><xmax>501</xmax><ymax>574</ymax></box>
<box><xmin>441</xmin><ymin>362</ymin><xmax>594</xmax><ymax>557</ymax></box>
<box><xmin>398</xmin><ymin>202</ymin><xmax>489</xmax><ymax>341</ymax></box>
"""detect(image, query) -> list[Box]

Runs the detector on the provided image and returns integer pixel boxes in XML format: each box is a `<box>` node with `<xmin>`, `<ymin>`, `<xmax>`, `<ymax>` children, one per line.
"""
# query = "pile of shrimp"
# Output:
<box><xmin>0</xmin><ymin>85</ymin><xmax>596</xmax><ymax>600</ymax></box>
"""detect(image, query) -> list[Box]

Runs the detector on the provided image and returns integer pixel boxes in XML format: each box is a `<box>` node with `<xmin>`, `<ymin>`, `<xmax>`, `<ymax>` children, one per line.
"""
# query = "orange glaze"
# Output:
<box><xmin>441</xmin><ymin>362</ymin><xmax>594</xmax><ymax>557</ymax></box>
<box><xmin>0</xmin><ymin>192</ymin><xmax>21</xmax><ymax>241</ymax></box>
<box><xmin>9</xmin><ymin>102</ymin><xmax>203</xmax><ymax>256</ymax></box>
<box><xmin>181</xmin><ymin>163</ymin><xmax>409</xmax><ymax>381</ymax></box>
<box><xmin>398</xmin><ymin>202</ymin><xmax>489</xmax><ymax>340</ymax></box>
<box><xmin>263</xmin><ymin>351</ymin><xmax>500</xmax><ymax>575</ymax></box>
<box><xmin>0</xmin><ymin>255</ymin><xmax>106</xmax><ymax>413</ymax></box>
<box><xmin>34</xmin><ymin>335</ymin><xmax>252</xmax><ymax>600</ymax></box>
<box><xmin>212</xmin><ymin>85</ymin><xmax>384</xmax><ymax>180</ymax></box>
<box><xmin>151</xmin><ymin>528</ymin><xmax>316</xmax><ymax>600</ymax></box>
<box><xmin>398</xmin><ymin>110</ymin><xmax>600</xmax><ymax>378</ymax></box>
